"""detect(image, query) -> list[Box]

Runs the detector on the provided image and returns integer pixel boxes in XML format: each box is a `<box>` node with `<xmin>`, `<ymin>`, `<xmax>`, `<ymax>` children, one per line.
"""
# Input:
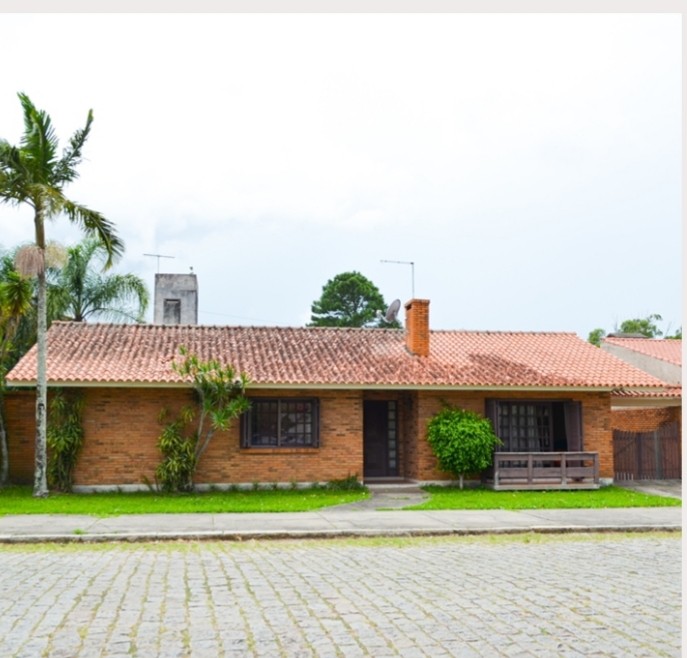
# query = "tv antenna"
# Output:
<box><xmin>144</xmin><ymin>253</ymin><xmax>175</xmax><ymax>273</ymax></box>
<box><xmin>381</xmin><ymin>259</ymin><xmax>415</xmax><ymax>298</ymax></box>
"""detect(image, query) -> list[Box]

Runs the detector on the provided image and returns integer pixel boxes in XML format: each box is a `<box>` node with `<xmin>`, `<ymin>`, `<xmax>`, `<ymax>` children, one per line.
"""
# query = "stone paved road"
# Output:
<box><xmin>0</xmin><ymin>533</ymin><xmax>680</xmax><ymax>657</ymax></box>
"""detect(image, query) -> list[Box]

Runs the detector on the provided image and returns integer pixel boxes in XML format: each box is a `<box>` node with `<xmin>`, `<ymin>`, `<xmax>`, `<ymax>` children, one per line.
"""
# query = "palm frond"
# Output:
<box><xmin>0</xmin><ymin>271</ymin><xmax>33</xmax><ymax>318</ymax></box>
<box><xmin>87</xmin><ymin>273</ymin><xmax>149</xmax><ymax>322</ymax></box>
<box><xmin>55</xmin><ymin>109</ymin><xmax>94</xmax><ymax>184</ymax></box>
<box><xmin>50</xmin><ymin>237</ymin><xmax>148</xmax><ymax>323</ymax></box>
<box><xmin>50</xmin><ymin>239</ymin><xmax>96</xmax><ymax>321</ymax></box>
<box><xmin>0</xmin><ymin>142</ymin><xmax>32</xmax><ymax>204</ymax></box>
<box><xmin>0</xmin><ymin>138</ymin><xmax>11</xmax><ymax>163</ymax></box>
<box><xmin>46</xmin><ymin>279</ymin><xmax>73</xmax><ymax>322</ymax></box>
<box><xmin>0</xmin><ymin>140</ymin><xmax>19</xmax><ymax>175</ymax></box>
<box><xmin>60</xmin><ymin>200</ymin><xmax>124</xmax><ymax>267</ymax></box>
<box><xmin>17</xmin><ymin>92</ymin><xmax>59</xmax><ymax>183</ymax></box>
<box><xmin>33</xmin><ymin>183</ymin><xmax>68</xmax><ymax>217</ymax></box>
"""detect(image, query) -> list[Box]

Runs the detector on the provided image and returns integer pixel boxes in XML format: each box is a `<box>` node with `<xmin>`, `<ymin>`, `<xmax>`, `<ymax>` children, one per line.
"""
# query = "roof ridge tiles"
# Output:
<box><xmin>51</xmin><ymin>321</ymin><xmax>577</xmax><ymax>331</ymax></box>
<box><xmin>431</xmin><ymin>329</ymin><xmax>578</xmax><ymax>335</ymax></box>
<box><xmin>52</xmin><ymin>323</ymin><xmax>579</xmax><ymax>337</ymax></box>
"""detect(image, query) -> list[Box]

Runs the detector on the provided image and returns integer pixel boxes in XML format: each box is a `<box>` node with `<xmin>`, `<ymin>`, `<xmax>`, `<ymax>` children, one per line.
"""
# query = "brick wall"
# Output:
<box><xmin>5</xmin><ymin>387</ymin><xmax>364</xmax><ymax>487</ymax></box>
<box><xmin>196</xmin><ymin>389</ymin><xmax>363</xmax><ymax>485</ymax></box>
<box><xmin>5</xmin><ymin>386</ymin><xmax>617</xmax><ymax>486</ymax></box>
<box><xmin>576</xmin><ymin>392</ymin><xmax>614</xmax><ymax>479</ymax></box>
<box><xmin>611</xmin><ymin>406</ymin><xmax>681</xmax><ymax>433</ymax></box>
<box><xmin>407</xmin><ymin>390</ymin><xmax>615</xmax><ymax>480</ymax></box>
<box><xmin>5</xmin><ymin>391</ymin><xmax>35</xmax><ymax>484</ymax></box>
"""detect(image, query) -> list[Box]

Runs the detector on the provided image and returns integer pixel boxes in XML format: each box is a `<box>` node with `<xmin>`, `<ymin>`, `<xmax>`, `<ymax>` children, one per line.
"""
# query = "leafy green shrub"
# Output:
<box><xmin>47</xmin><ymin>390</ymin><xmax>84</xmax><ymax>492</ymax></box>
<box><xmin>426</xmin><ymin>407</ymin><xmax>502</xmax><ymax>489</ymax></box>
<box><xmin>155</xmin><ymin>409</ymin><xmax>197</xmax><ymax>493</ymax></box>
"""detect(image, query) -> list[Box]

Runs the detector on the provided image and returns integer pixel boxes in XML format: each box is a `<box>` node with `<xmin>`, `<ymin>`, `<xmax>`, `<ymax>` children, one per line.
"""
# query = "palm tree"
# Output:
<box><xmin>50</xmin><ymin>238</ymin><xmax>148</xmax><ymax>323</ymax></box>
<box><xmin>0</xmin><ymin>260</ymin><xmax>33</xmax><ymax>485</ymax></box>
<box><xmin>0</xmin><ymin>253</ymin><xmax>38</xmax><ymax>372</ymax></box>
<box><xmin>0</xmin><ymin>93</ymin><xmax>123</xmax><ymax>496</ymax></box>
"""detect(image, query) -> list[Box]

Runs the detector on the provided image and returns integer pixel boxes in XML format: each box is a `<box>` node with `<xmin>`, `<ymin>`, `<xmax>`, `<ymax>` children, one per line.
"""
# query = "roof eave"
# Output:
<box><xmin>6</xmin><ymin>380</ymin><xmax>635</xmax><ymax>393</ymax></box>
<box><xmin>611</xmin><ymin>397</ymin><xmax>682</xmax><ymax>409</ymax></box>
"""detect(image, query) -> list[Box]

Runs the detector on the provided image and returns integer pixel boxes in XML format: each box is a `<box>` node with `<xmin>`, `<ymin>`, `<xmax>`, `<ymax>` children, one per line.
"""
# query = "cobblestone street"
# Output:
<box><xmin>0</xmin><ymin>533</ymin><xmax>680</xmax><ymax>657</ymax></box>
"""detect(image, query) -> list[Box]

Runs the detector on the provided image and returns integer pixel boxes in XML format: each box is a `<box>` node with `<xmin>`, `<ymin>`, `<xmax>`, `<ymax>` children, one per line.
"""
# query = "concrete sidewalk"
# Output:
<box><xmin>0</xmin><ymin>483</ymin><xmax>681</xmax><ymax>544</ymax></box>
<box><xmin>0</xmin><ymin>502</ymin><xmax>681</xmax><ymax>544</ymax></box>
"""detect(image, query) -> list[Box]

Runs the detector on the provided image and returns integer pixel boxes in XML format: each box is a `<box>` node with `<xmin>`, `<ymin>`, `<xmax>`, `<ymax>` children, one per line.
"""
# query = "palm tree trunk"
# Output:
<box><xmin>33</xmin><ymin>213</ymin><xmax>48</xmax><ymax>497</ymax></box>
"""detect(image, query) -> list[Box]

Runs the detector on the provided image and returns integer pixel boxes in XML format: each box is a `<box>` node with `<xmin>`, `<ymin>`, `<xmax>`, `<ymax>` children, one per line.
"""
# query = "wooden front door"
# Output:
<box><xmin>363</xmin><ymin>400</ymin><xmax>398</xmax><ymax>478</ymax></box>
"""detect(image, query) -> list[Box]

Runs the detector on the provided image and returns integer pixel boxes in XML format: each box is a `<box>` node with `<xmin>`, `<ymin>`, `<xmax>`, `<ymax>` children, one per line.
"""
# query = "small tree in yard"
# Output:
<box><xmin>426</xmin><ymin>407</ymin><xmax>502</xmax><ymax>489</ymax></box>
<box><xmin>156</xmin><ymin>348</ymin><xmax>250</xmax><ymax>492</ymax></box>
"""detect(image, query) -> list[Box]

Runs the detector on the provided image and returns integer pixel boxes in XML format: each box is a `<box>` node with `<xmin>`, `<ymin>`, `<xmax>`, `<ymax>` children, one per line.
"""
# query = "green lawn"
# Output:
<box><xmin>411</xmin><ymin>485</ymin><xmax>682</xmax><ymax>510</ymax></box>
<box><xmin>0</xmin><ymin>484</ymin><xmax>679</xmax><ymax>516</ymax></box>
<box><xmin>0</xmin><ymin>486</ymin><xmax>370</xmax><ymax>517</ymax></box>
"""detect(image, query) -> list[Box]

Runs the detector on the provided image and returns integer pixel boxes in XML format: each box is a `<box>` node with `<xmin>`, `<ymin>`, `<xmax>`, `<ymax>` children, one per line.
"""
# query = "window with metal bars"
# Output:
<box><xmin>242</xmin><ymin>399</ymin><xmax>319</xmax><ymax>448</ymax></box>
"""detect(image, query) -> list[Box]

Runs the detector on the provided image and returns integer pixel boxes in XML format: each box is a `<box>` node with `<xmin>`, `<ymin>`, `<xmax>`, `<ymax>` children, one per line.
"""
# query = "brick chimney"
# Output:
<box><xmin>405</xmin><ymin>299</ymin><xmax>430</xmax><ymax>357</ymax></box>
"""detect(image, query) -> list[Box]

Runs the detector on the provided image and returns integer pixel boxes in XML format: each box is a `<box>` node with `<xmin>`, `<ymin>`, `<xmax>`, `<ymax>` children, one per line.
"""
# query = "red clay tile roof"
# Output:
<box><xmin>602</xmin><ymin>337</ymin><xmax>682</xmax><ymax>366</ymax></box>
<box><xmin>611</xmin><ymin>386</ymin><xmax>681</xmax><ymax>399</ymax></box>
<box><xmin>6</xmin><ymin>322</ymin><xmax>668</xmax><ymax>391</ymax></box>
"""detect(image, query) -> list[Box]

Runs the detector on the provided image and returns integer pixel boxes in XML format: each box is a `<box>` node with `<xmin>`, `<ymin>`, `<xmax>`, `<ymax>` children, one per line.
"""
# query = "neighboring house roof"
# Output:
<box><xmin>602</xmin><ymin>337</ymin><xmax>682</xmax><ymax>367</ymax></box>
<box><xmin>601</xmin><ymin>337</ymin><xmax>682</xmax><ymax>403</ymax></box>
<box><xmin>6</xmin><ymin>322</ymin><xmax>668</xmax><ymax>391</ymax></box>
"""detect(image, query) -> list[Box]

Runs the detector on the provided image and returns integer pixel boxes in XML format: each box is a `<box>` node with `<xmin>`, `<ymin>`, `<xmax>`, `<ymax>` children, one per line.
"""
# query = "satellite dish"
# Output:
<box><xmin>385</xmin><ymin>299</ymin><xmax>401</xmax><ymax>323</ymax></box>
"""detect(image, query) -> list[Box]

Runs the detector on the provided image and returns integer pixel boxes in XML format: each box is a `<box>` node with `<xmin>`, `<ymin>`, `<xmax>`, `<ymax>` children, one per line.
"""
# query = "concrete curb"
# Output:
<box><xmin>0</xmin><ymin>523</ymin><xmax>681</xmax><ymax>545</ymax></box>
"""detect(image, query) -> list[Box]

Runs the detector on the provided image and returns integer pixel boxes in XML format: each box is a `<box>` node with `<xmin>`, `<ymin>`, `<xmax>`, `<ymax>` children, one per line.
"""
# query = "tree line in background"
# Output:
<box><xmin>588</xmin><ymin>314</ymin><xmax>681</xmax><ymax>346</ymax></box>
<box><xmin>308</xmin><ymin>270</ymin><xmax>401</xmax><ymax>328</ymax></box>
<box><xmin>309</xmin><ymin>274</ymin><xmax>684</xmax><ymax>347</ymax></box>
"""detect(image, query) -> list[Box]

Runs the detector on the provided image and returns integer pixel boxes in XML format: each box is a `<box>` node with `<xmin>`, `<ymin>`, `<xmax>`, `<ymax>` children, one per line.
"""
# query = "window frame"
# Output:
<box><xmin>496</xmin><ymin>401</ymin><xmax>553</xmax><ymax>452</ymax></box>
<box><xmin>241</xmin><ymin>398</ymin><xmax>320</xmax><ymax>449</ymax></box>
<box><xmin>486</xmin><ymin>399</ymin><xmax>583</xmax><ymax>453</ymax></box>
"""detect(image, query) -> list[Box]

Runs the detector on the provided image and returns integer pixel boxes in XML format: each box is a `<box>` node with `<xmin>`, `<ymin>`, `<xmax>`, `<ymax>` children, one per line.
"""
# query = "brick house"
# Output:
<box><xmin>5</xmin><ymin>300</ymin><xmax>667</xmax><ymax>490</ymax></box>
<box><xmin>602</xmin><ymin>336</ymin><xmax>681</xmax><ymax>427</ymax></box>
<box><xmin>601</xmin><ymin>336</ymin><xmax>682</xmax><ymax>479</ymax></box>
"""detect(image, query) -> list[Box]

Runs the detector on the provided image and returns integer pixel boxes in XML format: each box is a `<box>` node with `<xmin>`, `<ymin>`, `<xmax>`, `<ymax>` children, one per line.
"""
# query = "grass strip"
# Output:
<box><xmin>0</xmin><ymin>484</ymin><xmax>679</xmax><ymax>516</ymax></box>
<box><xmin>410</xmin><ymin>485</ymin><xmax>681</xmax><ymax>510</ymax></box>
<box><xmin>0</xmin><ymin>486</ymin><xmax>369</xmax><ymax>517</ymax></box>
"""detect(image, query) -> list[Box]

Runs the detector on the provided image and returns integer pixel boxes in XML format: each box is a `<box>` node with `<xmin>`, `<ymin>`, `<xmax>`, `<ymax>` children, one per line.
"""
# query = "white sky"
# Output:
<box><xmin>0</xmin><ymin>12</ymin><xmax>682</xmax><ymax>338</ymax></box>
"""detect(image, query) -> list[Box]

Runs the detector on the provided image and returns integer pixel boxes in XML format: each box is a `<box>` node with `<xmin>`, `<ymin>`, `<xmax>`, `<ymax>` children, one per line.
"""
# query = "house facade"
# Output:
<box><xmin>601</xmin><ymin>336</ymin><xmax>682</xmax><ymax>480</ymax></box>
<box><xmin>602</xmin><ymin>336</ymin><xmax>681</xmax><ymax>431</ymax></box>
<box><xmin>5</xmin><ymin>300</ymin><xmax>667</xmax><ymax>489</ymax></box>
